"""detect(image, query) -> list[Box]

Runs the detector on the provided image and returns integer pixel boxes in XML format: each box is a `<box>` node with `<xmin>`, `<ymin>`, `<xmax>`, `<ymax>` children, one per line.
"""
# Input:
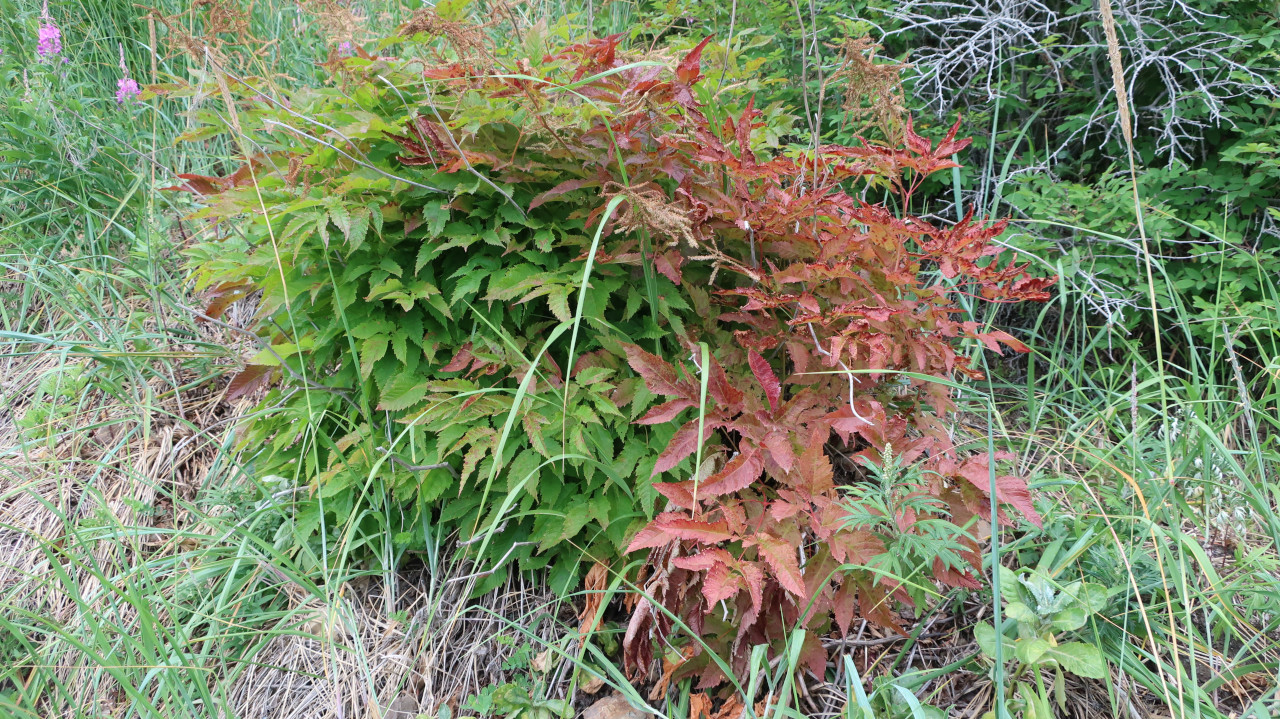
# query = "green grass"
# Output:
<box><xmin>1</xmin><ymin>1</ymin><xmax>1278</xmax><ymax>717</ymax></box>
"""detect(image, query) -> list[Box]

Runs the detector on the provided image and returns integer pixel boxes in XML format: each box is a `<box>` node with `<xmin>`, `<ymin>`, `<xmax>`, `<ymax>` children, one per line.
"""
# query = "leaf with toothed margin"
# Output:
<box><xmin>226</xmin><ymin>364</ymin><xmax>272</xmax><ymax>400</ymax></box>
<box><xmin>753</xmin><ymin>533</ymin><xmax>805</xmax><ymax>598</ymax></box>
<box><xmin>626</xmin><ymin>513</ymin><xmax>732</xmax><ymax>552</ymax></box>
<box><xmin>652</xmin><ymin>419</ymin><xmax>713</xmax><ymax>476</ymax></box>
<box><xmin>675</xmin><ymin>36</ymin><xmax>714</xmax><ymax>85</ymax></box>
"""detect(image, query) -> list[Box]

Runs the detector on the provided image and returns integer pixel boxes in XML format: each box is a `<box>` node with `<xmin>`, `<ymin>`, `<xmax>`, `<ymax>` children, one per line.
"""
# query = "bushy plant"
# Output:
<box><xmin>168</xmin><ymin>12</ymin><xmax>1052</xmax><ymax>683</ymax></box>
<box><xmin>590</xmin><ymin>91</ymin><xmax>1053</xmax><ymax>682</ymax></box>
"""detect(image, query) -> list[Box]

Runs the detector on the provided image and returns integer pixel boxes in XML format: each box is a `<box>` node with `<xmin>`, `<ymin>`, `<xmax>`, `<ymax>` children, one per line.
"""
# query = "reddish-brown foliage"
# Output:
<box><xmin>401</xmin><ymin>34</ymin><xmax>1055</xmax><ymax>686</ymax></box>
<box><xmin>365</xmin><ymin>32</ymin><xmax>1054</xmax><ymax>686</ymax></box>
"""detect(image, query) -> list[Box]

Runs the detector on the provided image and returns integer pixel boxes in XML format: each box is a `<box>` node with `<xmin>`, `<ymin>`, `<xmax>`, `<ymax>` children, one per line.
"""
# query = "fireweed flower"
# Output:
<box><xmin>116</xmin><ymin>76</ymin><xmax>141</xmax><ymax>104</ymax></box>
<box><xmin>37</xmin><ymin>22</ymin><xmax>61</xmax><ymax>58</ymax></box>
<box><xmin>114</xmin><ymin>44</ymin><xmax>142</xmax><ymax>105</ymax></box>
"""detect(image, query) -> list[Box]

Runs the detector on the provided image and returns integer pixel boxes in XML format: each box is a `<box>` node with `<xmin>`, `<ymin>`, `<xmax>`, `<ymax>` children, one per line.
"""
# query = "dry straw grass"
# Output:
<box><xmin>226</xmin><ymin>569</ymin><xmax>573</xmax><ymax>719</ymax></box>
<box><xmin>0</xmin><ymin>287</ymin><xmax>245</xmax><ymax>710</ymax></box>
<box><xmin>0</xmin><ymin>280</ymin><xmax>579</xmax><ymax>717</ymax></box>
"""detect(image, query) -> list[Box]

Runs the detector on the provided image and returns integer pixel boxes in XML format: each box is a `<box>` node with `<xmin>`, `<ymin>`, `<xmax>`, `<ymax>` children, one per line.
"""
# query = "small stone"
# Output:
<box><xmin>583</xmin><ymin>693</ymin><xmax>653</xmax><ymax>719</ymax></box>
<box><xmin>384</xmin><ymin>693</ymin><xmax>419</xmax><ymax>719</ymax></box>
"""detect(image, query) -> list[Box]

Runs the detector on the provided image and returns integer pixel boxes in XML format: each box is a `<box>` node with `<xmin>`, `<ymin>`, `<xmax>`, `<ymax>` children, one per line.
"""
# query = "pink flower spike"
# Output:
<box><xmin>116</xmin><ymin>76</ymin><xmax>141</xmax><ymax>105</ymax></box>
<box><xmin>37</xmin><ymin>22</ymin><xmax>61</xmax><ymax>58</ymax></box>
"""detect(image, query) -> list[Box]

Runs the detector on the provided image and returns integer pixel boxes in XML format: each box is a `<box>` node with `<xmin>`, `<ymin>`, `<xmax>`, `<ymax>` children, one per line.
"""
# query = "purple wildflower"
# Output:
<box><xmin>338</xmin><ymin>41</ymin><xmax>353</xmax><ymax>56</ymax></box>
<box><xmin>37</xmin><ymin>22</ymin><xmax>61</xmax><ymax>58</ymax></box>
<box><xmin>114</xmin><ymin>44</ymin><xmax>141</xmax><ymax>106</ymax></box>
<box><xmin>116</xmin><ymin>76</ymin><xmax>141</xmax><ymax>105</ymax></box>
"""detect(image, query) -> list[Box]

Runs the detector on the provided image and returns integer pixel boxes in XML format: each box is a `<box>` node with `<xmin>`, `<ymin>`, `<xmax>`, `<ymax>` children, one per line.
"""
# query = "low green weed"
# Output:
<box><xmin>976</xmin><ymin>565</ymin><xmax>1111</xmax><ymax>719</ymax></box>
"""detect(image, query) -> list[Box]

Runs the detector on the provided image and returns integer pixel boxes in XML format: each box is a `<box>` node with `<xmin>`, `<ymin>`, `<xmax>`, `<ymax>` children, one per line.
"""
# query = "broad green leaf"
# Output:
<box><xmin>1014</xmin><ymin>637</ymin><xmax>1052</xmax><ymax>666</ymax></box>
<box><xmin>1004</xmin><ymin>601</ymin><xmax>1038</xmax><ymax>625</ymax></box>
<box><xmin>347</xmin><ymin>206</ymin><xmax>371</xmax><ymax>251</ymax></box>
<box><xmin>1048</xmin><ymin>606</ymin><xmax>1088</xmax><ymax>632</ymax></box>
<box><xmin>360</xmin><ymin>336</ymin><xmax>389</xmax><ymax>379</ymax></box>
<box><xmin>546</xmin><ymin>285</ymin><xmax>572</xmax><ymax>323</ymax></box>
<box><xmin>328</xmin><ymin>204</ymin><xmax>351</xmax><ymax>238</ymax></box>
<box><xmin>1046</xmin><ymin>641</ymin><xmax>1108</xmax><ymax>679</ymax></box>
<box><xmin>974</xmin><ymin>622</ymin><xmax>1015</xmax><ymax>660</ymax></box>
<box><xmin>378</xmin><ymin>372</ymin><xmax>430</xmax><ymax>411</ymax></box>
<box><xmin>1075</xmin><ymin>582</ymin><xmax>1111</xmax><ymax>613</ymax></box>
